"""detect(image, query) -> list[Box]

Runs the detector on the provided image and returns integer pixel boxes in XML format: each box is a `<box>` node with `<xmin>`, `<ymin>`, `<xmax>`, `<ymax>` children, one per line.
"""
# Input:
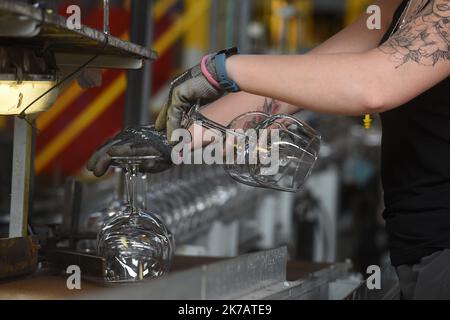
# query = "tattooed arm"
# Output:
<box><xmin>197</xmin><ymin>0</ymin><xmax>449</xmax><ymax>130</ymax></box>
<box><xmin>380</xmin><ymin>0</ymin><xmax>450</xmax><ymax>67</ymax></box>
<box><xmin>221</xmin><ymin>0</ymin><xmax>450</xmax><ymax>116</ymax></box>
<box><xmin>198</xmin><ymin>0</ymin><xmax>404</xmax><ymax>126</ymax></box>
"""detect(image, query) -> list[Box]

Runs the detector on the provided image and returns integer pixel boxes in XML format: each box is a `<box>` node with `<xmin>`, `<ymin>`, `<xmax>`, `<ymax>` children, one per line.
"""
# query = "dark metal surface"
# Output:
<box><xmin>0</xmin><ymin>236</ymin><xmax>39</xmax><ymax>280</ymax></box>
<box><xmin>0</xmin><ymin>0</ymin><xmax>156</xmax><ymax>60</ymax></box>
<box><xmin>0</xmin><ymin>249</ymin><xmax>355</xmax><ymax>299</ymax></box>
<box><xmin>48</xmin><ymin>250</ymin><xmax>106</xmax><ymax>280</ymax></box>
<box><xmin>84</xmin><ymin>247</ymin><xmax>288</xmax><ymax>299</ymax></box>
<box><xmin>124</xmin><ymin>0</ymin><xmax>153</xmax><ymax>126</ymax></box>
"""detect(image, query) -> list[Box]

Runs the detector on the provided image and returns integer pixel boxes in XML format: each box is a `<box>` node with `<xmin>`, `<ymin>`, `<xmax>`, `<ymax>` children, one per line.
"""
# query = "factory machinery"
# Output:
<box><xmin>0</xmin><ymin>0</ymin><xmax>399</xmax><ymax>300</ymax></box>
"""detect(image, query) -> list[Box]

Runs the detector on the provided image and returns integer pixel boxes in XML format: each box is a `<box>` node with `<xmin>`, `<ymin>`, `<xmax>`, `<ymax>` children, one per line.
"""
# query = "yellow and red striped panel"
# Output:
<box><xmin>35</xmin><ymin>2</ymin><xmax>181</xmax><ymax>177</ymax></box>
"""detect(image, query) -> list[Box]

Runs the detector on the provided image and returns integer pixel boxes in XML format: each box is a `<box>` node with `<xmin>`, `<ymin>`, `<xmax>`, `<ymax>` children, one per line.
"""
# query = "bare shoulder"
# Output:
<box><xmin>379</xmin><ymin>0</ymin><xmax>450</xmax><ymax>68</ymax></box>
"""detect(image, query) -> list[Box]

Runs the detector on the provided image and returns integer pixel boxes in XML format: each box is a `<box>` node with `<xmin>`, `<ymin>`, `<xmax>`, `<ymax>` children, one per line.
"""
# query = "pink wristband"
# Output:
<box><xmin>201</xmin><ymin>55</ymin><xmax>221</xmax><ymax>90</ymax></box>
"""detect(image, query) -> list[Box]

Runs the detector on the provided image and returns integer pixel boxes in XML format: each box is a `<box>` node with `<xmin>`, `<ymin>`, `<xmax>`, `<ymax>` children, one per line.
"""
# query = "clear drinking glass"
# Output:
<box><xmin>97</xmin><ymin>156</ymin><xmax>174</xmax><ymax>283</ymax></box>
<box><xmin>181</xmin><ymin>102</ymin><xmax>321</xmax><ymax>192</ymax></box>
<box><xmin>223</xmin><ymin>111</ymin><xmax>273</xmax><ymax>188</ymax></box>
<box><xmin>248</xmin><ymin>114</ymin><xmax>321</xmax><ymax>192</ymax></box>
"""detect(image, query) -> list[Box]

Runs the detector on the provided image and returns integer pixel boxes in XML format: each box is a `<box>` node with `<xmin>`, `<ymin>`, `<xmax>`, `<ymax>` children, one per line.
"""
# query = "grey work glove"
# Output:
<box><xmin>155</xmin><ymin>55</ymin><xmax>224</xmax><ymax>142</ymax></box>
<box><xmin>87</xmin><ymin>125</ymin><xmax>173</xmax><ymax>177</ymax></box>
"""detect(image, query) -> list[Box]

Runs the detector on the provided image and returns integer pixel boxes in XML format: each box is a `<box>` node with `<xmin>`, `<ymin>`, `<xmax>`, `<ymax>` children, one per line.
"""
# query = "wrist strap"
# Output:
<box><xmin>215</xmin><ymin>51</ymin><xmax>241</xmax><ymax>93</ymax></box>
<box><xmin>200</xmin><ymin>55</ymin><xmax>221</xmax><ymax>90</ymax></box>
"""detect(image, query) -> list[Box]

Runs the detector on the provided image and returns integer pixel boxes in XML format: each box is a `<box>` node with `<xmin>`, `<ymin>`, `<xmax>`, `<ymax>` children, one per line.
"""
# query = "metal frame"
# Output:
<box><xmin>103</xmin><ymin>0</ymin><xmax>110</xmax><ymax>36</ymax></box>
<box><xmin>238</xmin><ymin>0</ymin><xmax>253</xmax><ymax>53</ymax></box>
<box><xmin>9</xmin><ymin>117</ymin><xmax>33</xmax><ymax>238</ymax></box>
<box><xmin>1</xmin><ymin>1</ymin><xmax>155</xmax><ymax>277</ymax></box>
<box><xmin>124</xmin><ymin>0</ymin><xmax>154</xmax><ymax>126</ymax></box>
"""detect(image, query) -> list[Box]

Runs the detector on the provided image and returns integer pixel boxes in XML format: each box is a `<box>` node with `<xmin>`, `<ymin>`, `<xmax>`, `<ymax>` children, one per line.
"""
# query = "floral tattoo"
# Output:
<box><xmin>379</xmin><ymin>0</ymin><xmax>450</xmax><ymax>68</ymax></box>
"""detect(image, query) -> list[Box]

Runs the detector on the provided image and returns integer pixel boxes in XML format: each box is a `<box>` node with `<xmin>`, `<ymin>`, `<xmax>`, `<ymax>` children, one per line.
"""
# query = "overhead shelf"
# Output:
<box><xmin>0</xmin><ymin>1</ymin><xmax>158</xmax><ymax>69</ymax></box>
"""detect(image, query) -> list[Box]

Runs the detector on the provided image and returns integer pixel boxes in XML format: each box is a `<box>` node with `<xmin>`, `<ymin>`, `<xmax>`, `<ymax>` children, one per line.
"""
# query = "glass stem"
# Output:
<box><xmin>184</xmin><ymin>103</ymin><xmax>250</xmax><ymax>164</ymax></box>
<box><xmin>114</xmin><ymin>167</ymin><xmax>125</xmax><ymax>202</ymax></box>
<box><xmin>125</xmin><ymin>164</ymin><xmax>139</xmax><ymax>218</ymax></box>
<box><xmin>141</xmin><ymin>174</ymin><xmax>149</xmax><ymax>211</ymax></box>
<box><xmin>193</xmin><ymin>112</ymin><xmax>242</xmax><ymax>138</ymax></box>
<box><xmin>184</xmin><ymin>103</ymin><xmax>241</xmax><ymax>138</ymax></box>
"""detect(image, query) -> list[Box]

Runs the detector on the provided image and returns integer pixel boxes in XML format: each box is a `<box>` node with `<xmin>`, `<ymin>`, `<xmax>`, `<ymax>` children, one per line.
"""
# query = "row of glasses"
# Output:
<box><xmin>143</xmin><ymin>164</ymin><xmax>256</xmax><ymax>239</ymax></box>
<box><xmin>82</xmin><ymin>162</ymin><xmax>265</xmax><ymax>281</ymax></box>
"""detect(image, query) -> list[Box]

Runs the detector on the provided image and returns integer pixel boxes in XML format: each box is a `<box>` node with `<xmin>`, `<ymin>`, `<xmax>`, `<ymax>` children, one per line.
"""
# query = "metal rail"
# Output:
<box><xmin>81</xmin><ymin>247</ymin><xmax>359</xmax><ymax>300</ymax></box>
<box><xmin>0</xmin><ymin>0</ymin><xmax>156</xmax><ymax>60</ymax></box>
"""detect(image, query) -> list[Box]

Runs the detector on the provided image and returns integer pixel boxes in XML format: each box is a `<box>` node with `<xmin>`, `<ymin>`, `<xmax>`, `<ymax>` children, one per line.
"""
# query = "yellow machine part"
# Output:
<box><xmin>183</xmin><ymin>0</ymin><xmax>210</xmax><ymax>53</ymax></box>
<box><xmin>345</xmin><ymin>0</ymin><xmax>373</xmax><ymax>25</ymax></box>
<box><xmin>268</xmin><ymin>0</ymin><xmax>314</xmax><ymax>52</ymax></box>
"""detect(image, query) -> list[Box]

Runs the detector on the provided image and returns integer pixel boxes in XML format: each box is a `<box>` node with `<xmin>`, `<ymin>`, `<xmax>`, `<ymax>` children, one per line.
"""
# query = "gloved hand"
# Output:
<box><xmin>155</xmin><ymin>54</ymin><xmax>225</xmax><ymax>141</ymax></box>
<box><xmin>87</xmin><ymin>125</ymin><xmax>173</xmax><ymax>177</ymax></box>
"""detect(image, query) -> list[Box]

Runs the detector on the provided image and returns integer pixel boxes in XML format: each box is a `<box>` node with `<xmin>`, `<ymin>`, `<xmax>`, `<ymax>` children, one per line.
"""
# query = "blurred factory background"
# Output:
<box><xmin>0</xmin><ymin>0</ymin><xmax>386</xmax><ymax>279</ymax></box>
